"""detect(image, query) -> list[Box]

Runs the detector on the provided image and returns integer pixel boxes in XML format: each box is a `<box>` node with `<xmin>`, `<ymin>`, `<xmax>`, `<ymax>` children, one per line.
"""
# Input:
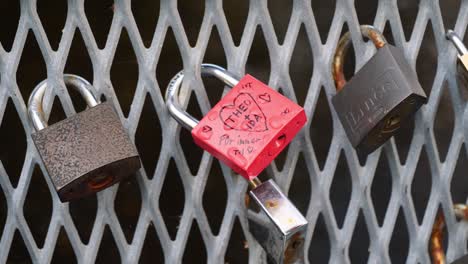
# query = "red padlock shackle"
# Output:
<box><xmin>332</xmin><ymin>25</ymin><xmax>387</xmax><ymax>92</ymax></box>
<box><xmin>166</xmin><ymin>64</ymin><xmax>240</xmax><ymax>130</ymax></box>
<box><xmin>28</xmin><ymin>74</ymin><xmax>99</xmax><ymax>131</ymax></box>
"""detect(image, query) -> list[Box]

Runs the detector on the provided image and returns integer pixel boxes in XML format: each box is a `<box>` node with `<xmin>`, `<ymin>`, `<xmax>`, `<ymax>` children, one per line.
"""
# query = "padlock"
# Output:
<box><xmin>167</xmin><ymin>64</ymin><xmax>307</xmax><ymax>180</ymax></box>
<box><xmin>446</xmin><ymin>30</ymin><xmax>468</xmax><ymax>84</ymax></box>
<box><xmin>247</xmin><ymin>178</ymin><xmax>307</xmax><ymax>264</ymax></box>
<box><xmin>332</xmin><ymin>25</ymin><xmax>427</xmax><ymax>154</ymax></box>
<box><xmin>28</xmin><ymin>74</ymin><xmax>141</xmax><ymax>202</ymax></box>
<box><xmin>166</xmin><ymin>64</ymin><xmax>308</xmax><ymax>263</ymax></box>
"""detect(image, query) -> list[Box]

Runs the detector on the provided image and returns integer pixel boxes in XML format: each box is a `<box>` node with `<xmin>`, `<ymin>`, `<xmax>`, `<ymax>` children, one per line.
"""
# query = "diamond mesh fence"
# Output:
<box><xmin>0</xmin><ymin>0</ymin><xmax>467</xmax><ymax>263</ymax></box>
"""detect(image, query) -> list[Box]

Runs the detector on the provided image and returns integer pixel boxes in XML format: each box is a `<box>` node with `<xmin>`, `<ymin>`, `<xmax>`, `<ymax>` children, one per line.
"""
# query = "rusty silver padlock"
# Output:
<box><xmin>28</xmin><ymin>74</ymin><xmax>141</xmax><ymax>202</ymax></box>
<box><xmin>166</xmin><ymin>64</ymin><xmax>308</xmax><ymax>263</ymax></box>
<box><xmin>332</xmin><ymin>25</ymin><xmax>427</xmax><ymax>154</ymax></box>
<box><xmin>446</xmin><ymin>30</ymin><xmax>468</xmax><ymax>84</ymax></box>
<box><xmin>247</xmin><ymin>178</ymin><xmax>307</xmax><ymax>264</ymax></box>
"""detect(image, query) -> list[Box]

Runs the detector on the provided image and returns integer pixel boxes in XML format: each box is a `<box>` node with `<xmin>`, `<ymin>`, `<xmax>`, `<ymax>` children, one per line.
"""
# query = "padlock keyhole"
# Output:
<box><xmin>268</xmin><ymin>134</ymin><xmax>287</xmax><ymax>157</ymax></box>
<box><xmin>388</xmin><ymin>115</ymin><xmax>400</xmax><ymax>126</ymax></box>
<box><xmin>88</xmin><ymin>174</ymin><xmax>114</xmax><ymax>190</ymax></box>
<box><xmin>382</xmin><ymin>115</ymin><xmax>401</xmax><ymax>133</ymax></box>
<box><xmin>291</xmin><ymin>239</ymin><xmax>302</xmax><ymax>249</ymax></box>
<box><xmin>275</xmin><ymin>134</ymin><xmax>286</xmax><ymax>148</ymax></box>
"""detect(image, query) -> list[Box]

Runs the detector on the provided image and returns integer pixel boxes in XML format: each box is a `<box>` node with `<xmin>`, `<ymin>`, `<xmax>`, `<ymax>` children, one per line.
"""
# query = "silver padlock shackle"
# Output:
<box><xmin>166</xmin><ymin>64</ymin><xmax>264</xmax><ymax>188</ymax></box>
<box><xmin>332</xmin><ymin>25</ymin><xmax>387</xmax><ymax>92</ymax></box>
<box><xmin>165</xmin><ymin>63</ymin><xmax>240</xmax><ymax>131</ymax></box>
<box><xmin>446</xmin><ymin>30</ymin><xmax>468</xmax><ymax>55</ymax></box>
<box><xmin>28</xmin><ymin>74</ymin><xmax>99</xmax><ymax>131</ymax></box>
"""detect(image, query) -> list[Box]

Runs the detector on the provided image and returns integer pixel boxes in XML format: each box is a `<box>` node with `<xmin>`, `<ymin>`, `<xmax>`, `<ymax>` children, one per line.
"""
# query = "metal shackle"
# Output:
<box><xmin>332</xmin><ymin>25</ymin><xmax>387</xmax><ymax>92</ymax></box>
<box><xmin>165</xmin><ymin>63</ymin><xmax>240</xmax><ymax>130</ymax></box>
<box><xmin>28</xmin><ymin>74</ymin><xmax>99</xmax><ymax>131</ymax></box>
<box><xmin>430</xmin><ymin>204</ymin><xmax>468</xmax><ymax>264</ymax></box>
<box><xmin>446</xmin><ymin>30</ymin><xmax>468</xmax><ymax>55</ymax></box>
<box><xmin>166</xmin><ymin>64</ymin><xmax>260</xmax><ymax>189</ymax></box>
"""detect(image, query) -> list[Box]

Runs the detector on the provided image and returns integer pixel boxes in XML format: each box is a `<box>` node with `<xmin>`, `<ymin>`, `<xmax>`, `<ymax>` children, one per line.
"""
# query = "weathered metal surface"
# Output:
<box><xmin>332</xmin><ymin>44</ymin><xmax>427</xmax><ymax>154</ymax></box>
<box><xmin>32</xmin><ymin>102</ymin><xmax>141</xmax><ymax>202</ymax></box>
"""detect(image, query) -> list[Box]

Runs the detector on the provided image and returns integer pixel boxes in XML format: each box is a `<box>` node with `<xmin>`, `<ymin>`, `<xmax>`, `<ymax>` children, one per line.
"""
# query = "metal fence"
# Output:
<box><xmin>0</xmin><ymin>0</ymin><xmax>467</xmax><ymax>263</ymax></box>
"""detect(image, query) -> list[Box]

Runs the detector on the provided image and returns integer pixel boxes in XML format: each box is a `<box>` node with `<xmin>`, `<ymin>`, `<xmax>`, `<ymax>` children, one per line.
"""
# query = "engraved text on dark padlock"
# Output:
<box><xmin>29</xmin><ymin>75</ymin><xmax>141</xmax><ymax>202</ymax></box>
<box><xmin>332</xmin><ymin>29</ymin><xmax>427</xmax><ymax>154</ymax></box>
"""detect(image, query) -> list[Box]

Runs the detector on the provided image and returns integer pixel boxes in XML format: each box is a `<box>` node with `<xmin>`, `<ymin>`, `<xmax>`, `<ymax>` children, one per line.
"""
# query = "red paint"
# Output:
<box><xmin>192</xmin><ymin>75</ymin><xmax>307</xmax><ymax>180</ymax></box>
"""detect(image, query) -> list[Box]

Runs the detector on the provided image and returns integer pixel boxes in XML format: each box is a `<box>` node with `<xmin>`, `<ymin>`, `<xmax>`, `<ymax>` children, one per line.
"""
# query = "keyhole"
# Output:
<box><xmin>275</xmin><ymin>134</ymin><xmax>286</xmax><ymax>148</ymax></box>
<box><xmin>291</xmin><ymin>239</ymin><xmax>302</xmax><ymax>249</ymax></box>
<box><xmin>88</xmin><ymin>173</ymin><xmax>114</xmax><ymax>190</ymax></box>
<box><xmin>388</xmin><ymin>115</ymin><xmax>400</xmax><ymax>126</ymax></box>
<box><xmin>382</xmin><ymin>114</ymin><xmax>401</xmax><ymax>133</ymax></box>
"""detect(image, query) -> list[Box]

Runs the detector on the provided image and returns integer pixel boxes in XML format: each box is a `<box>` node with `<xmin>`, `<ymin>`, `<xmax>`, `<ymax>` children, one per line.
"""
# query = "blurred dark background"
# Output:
<box><xmin>0</xmin><ymin>0</ymin><xmax>466</xmax><ymax>263</ymax></box>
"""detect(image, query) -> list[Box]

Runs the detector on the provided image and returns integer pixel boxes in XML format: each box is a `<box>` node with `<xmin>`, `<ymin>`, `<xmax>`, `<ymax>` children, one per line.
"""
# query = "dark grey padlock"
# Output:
<box><xmin>332</xmin><ymin>25</ymin><xmax>427</xmax><ymax>154</ymax></box>
<box><xmin>28</xmin><ymin>74</ymin><xmax>141</xmax><ymax>202</ymax></box>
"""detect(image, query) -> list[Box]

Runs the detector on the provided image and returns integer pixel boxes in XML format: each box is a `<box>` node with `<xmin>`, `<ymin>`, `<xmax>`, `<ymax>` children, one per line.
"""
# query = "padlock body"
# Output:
<box><xmin>332</xmin><ymin>44</ymin><xmax>427</xmax><ymax>154</ymax></box>
<box><xmin>457</xmin><ymin>54</ymin><xmax>468</xmax><ymax>87</ymax></box>
<box><xmin>192</xmin><ymin>75</ymin><xmax>307</xmax><ymax>180</ymax></box>
<box><xmin>452</xmin><ymin>254</ymin><xmax>468</xmax><ymax>264</ymax></box>
<box><xmin>248</xmin><ymin>180</ymin><xmax>307</xmax><ymax>263</ymax></box>
<box><xmin>459</xmin><ymin>54</ymin><xmax>468</xmax><ymax>73</ymax></box>
<box><xmin>32</xmin><ymin>102</ymin><xmax>141</xmax><ymax>202</ymax></box>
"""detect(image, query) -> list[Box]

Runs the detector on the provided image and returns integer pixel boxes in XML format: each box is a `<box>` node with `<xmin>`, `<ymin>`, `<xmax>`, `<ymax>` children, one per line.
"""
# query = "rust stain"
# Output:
<box><xmin>332</xmin><ymin>33</ymin><xmax>349</xmax><ymax>92</ymax></box>
<box><xmin>284</xmin><ymin>233</ymin><xmax>304</xmax><ymax>264</ymax></box>
<box><xmin>88</xmin><ymin>173</ymin><xmax>114</xmax><ymax>190</ymax></box>
<box><xmin>368</xmin><ymin>29</ymin><xmax>386</xmax><ymax>49</ymax></box>
<box><xmin>243</xmin><ymin>240</ymin><xmax>249</xmax><ymax>249</ymax></box>
<box><xmin>332</xmin><ymin>26</ymin><xmax>386</xmax><ymax>92</ymax></box>
<box><xmin>265</xmin><ymin>199</ymin><xmax>278</xmax><ymax>208</ymax></box>
<box><xmin>455</xmin><ymin>204</ymin><xmax>468</xmax><ymax>220</ymax></box>
<box><xmin>430</xmin><ymin>204</ymin><xmax>468</xmax><ymax>264</ymax></box>
<box><xmin>430</xmin><ymin>211</ymin><xmax>446</xmax><ymax>264</ymax></box>
<box><xmin>244</xmin><ymin>194</ymin><xmax>250</xmax><ymax>208</ymax></box>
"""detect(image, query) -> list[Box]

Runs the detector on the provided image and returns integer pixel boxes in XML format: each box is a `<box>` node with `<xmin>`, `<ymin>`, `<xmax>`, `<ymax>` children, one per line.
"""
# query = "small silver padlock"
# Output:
<box><xmin>28</xmin><ymin>74</ymin><xmax>141</xmax><ymax>202</ymax></box>
<box><xmin>166</xmin><ymin>64</ymin><xmax>308</xmax><ymax>263</ymax></box>
<box><xmin>247</xmin><ymin>178</ymin><xmax>307</xmax><ymax>263</ymax></box>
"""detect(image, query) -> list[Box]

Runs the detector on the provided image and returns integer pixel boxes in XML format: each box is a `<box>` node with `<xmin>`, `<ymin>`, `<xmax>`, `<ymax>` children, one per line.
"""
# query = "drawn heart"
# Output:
<box><xmin>258</xmin><ymin>93</ymin><xmax>271</xmax><ymax>103</ymax></box>
<box><xmin>202</xmin><ymin>125</ymin><xmax>212</xmax><ymax>133</ymax></box>
<box><xmin>219</xmin><ymin>93</ymin><xmax>268</xmax><ymax>132</ymax></box>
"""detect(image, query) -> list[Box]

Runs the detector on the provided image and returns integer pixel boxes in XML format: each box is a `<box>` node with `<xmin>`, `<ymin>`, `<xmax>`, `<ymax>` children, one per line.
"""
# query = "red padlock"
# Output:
<box><xmin>167</xmin><ymin>64</ymin><xmax>307</xmax><ymax>180</ymax></box>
